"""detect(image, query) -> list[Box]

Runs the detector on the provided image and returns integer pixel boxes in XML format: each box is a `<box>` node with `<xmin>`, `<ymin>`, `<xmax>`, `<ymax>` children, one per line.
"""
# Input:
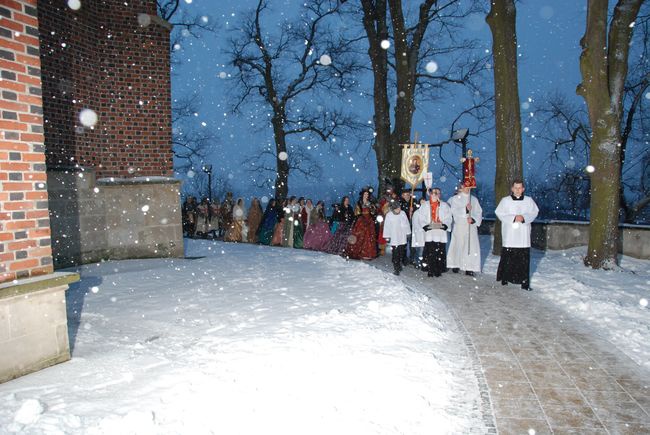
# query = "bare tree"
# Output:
<box><xmin>156</xmin><ymin>0</ymin><xmax>217</xmax><ymax>61</ymax></box>
<box><xmin>526</xmin><ymin>169</ymin><xmax>591</xmax><ymax>221</ymax></box>
<box><xmin>242</xmin><ymin>147</ymin><xmax>322</xmax><ymax>189</ymax></box>
<box><xmin>534</xmin><ymin>4</ymin><xmax>650</xmax><ymax>225</ymax></box>
<box><xmin>171</xmin><ymin>94</ymin><xmax>217</xmax><ymax>172</ymax></box>
<box><xmin>358</xmin><ymin>0</ymin><xmax>490</xmax><ymax>191</ymax></box>
<box><xmin>157</xmin><ymin>1</ymin><xmax>220</xmax><ymax>181</ymax></box>
<box><xmin>227</xmin><ymin>0</ymin><xmax>362</xmax><ymax>199</ymax></box>
<box><xmin>487</xmin><ymin>0</ymin><xmax>523</xmax><ymax>255</ymax></box>
<box><xmin>577</xmin><ymin>0</ymin><xmax>643</xmax><ymax>269</ymax></box>
<box><xmin>181</xmin><ymin>171</ymin><xmax>233</xmax><ymax>202</ymax></box>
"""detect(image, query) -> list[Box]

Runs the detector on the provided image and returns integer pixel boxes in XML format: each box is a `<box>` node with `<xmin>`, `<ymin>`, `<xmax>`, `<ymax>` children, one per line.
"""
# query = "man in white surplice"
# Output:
<box><xmin>495</xmin><ymin>179</ymin><xmax>539</xmax><ymax>290</ymax></box>
<box><xmin>446</xmin><ymin>185</ymin><xmax>483</xmax><ymax>276</ymax></box>
<box><xmin>412</xmin><ymin>188</ymin><xmax>452</xmax><ymax>277</ymax></box>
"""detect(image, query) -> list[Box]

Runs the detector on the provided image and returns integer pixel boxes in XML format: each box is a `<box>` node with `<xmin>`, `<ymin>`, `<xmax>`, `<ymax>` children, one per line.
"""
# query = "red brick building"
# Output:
<box><xmin>1</xmin><ymin>0</ymin><xmax>52</xmax><ymax>283</ymax></box>
<box><xmin>0</xmin><ymin>0</ymin><xmax>181</xmax><ymax>381</ymax></box>
<box><xmin>38</xmin><ymin>0</ymin><xmax>173</xmax><ymax>178</ymax></box>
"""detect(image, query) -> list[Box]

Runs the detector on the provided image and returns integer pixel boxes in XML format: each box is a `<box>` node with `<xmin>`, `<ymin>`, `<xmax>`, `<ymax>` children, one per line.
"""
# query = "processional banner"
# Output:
<box><xmin>400</xmin><ymin>142</ymin><xmax>429</xmax><ymax>187</ymax></box>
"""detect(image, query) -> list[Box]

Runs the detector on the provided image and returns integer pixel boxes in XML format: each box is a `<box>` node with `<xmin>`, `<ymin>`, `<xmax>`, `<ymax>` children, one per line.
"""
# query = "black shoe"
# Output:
<box><xmin>434</xmin><ymin>272</ymin><xmax>441</xmax><ymax>277</ymax></box>
<box><xmin>501</xmin><ymin>280</ymin><xmax>507</xmax><ymax>286</ymax></box>
<box><xmin>522</xmin><ymin>285</ymin><xmax>531</xmax><ymax>291</ymax></box>
<box><xmin>393</xmin><ymin>270</ymin><xmax>400</xmax><ymax>276</ymax></box>
<box><xmin>452</xmin><ymin>268</ymin><xmax>459</xmax><ymax>273</ymax></box>
<box><xmin>465</xmin><ymin>271</ymin><xmax>475</xmax><ymax>277</ymax></box>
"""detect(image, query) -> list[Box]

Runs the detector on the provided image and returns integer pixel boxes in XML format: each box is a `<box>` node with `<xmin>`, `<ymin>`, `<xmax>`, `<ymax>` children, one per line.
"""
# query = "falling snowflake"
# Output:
<box><xmin>79</xmin><ymin>108</ymin><xmax>98</xmax><ymax>127</ymax></box>
<box><xmin>91</xmin><ymin>286</ymin><xmax>99</xmax><ymax>293</ymax></box>
<box><xmin>539</xmin><ymin>6</ymin><xmax>554</xmax><ymax>19</ymax></box>
<box><xmin>137</xmin><ymin>13</ymin><xmax>151</xmax><ymax>27</ymax></box>
<box><xmin>67</xmin><ymin>0</ymin><xmax>81</xmax><ymax>10</ymax></box>
<box><xmin>141</xmin><ymin>205</ymin><xmax>150</xmax><ymax>212</ymax></box>
<box><xmin>278</xmin><ymin>151</ymin><xmax>288</xmax><ymax>161</ymax></box>
<box><xmin>319</xmin><ymin>54</ymin><xmax>332</xmax><ymax>66</ymax></box>
<box><xmin>380</xmin><ymin>40</ymin><xmax>390</xmax><ymax>50</ymax></box>
<box><xmin>425</xmin><ymin>61</ymin><xmax>438</xmax><ymax>74</ymax></box>
<box><xmin>640</xmin><ymin>298</ymin><xmax>648</xmax><ymax>308</ymax></box>
<box><xmin>585</xmin><ymin>165</ymin><xmax>595</xmax><ymax>173</ymax></box>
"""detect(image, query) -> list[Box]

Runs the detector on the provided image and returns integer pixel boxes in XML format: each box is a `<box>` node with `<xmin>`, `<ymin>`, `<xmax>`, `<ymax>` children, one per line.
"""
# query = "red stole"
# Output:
<box><xmin>430</xmin><ymin>199</ymin><xmax>440</xmax><ymax>223</ymax></box>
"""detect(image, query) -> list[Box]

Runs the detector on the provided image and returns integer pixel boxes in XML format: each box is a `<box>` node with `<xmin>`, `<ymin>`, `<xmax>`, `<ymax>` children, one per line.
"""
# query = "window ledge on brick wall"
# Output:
<box><xmin>96</xmin><ymin>176</ymin><xmax>180</xmax><ymax>186</ymax></box>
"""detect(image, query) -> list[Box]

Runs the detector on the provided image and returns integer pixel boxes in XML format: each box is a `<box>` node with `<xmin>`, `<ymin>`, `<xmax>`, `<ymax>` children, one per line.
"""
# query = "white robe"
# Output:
<box><xmin>383</xmin><ymin>210</ymin><xmax>411</xmax><ymax>246</ymax></box>
<box><xmin>412</xmin><ymin>201</ymin><xmax>452</xmax><ymax>247</ymax></box>
<box><xmin>446</xmin><ymin>193</ymin><xmax>483</xmax><ymax>272</ymax></box>
<box><xmin>495</xmin><ymin>195</ymin><xmax>539</xmax><ymax>248</ymax></box>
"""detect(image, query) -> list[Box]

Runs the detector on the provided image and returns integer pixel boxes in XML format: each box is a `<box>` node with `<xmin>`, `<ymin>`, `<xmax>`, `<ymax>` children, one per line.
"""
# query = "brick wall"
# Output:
<box><xmin>38</xmin><ymin>0</ymin><xmax>173</xmax><ymax>178</ymax></box>
<box><xmin>0</xmin><ymin>0</ymin><xmax>54</xmax><ymax>284</ymax></box>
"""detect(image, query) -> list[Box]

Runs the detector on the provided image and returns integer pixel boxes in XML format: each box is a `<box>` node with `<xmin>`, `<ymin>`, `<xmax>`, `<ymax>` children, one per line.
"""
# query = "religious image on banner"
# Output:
<box><xmin>461</xmin><ymin>148</ymin><xmax>479</xmax><ymax>188</ymax></box>
<box><xmin>400</xmin><ymin>142</ymin><xmax>430</xmax><ymax>187</ymax></box>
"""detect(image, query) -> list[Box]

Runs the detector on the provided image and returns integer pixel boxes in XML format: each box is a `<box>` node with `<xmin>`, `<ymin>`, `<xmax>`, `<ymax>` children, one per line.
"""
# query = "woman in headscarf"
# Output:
<box><xmin>345</xmin><ymin>189</ymin><xmax>378</xmax><ymax>260</ymax></box>
<box><xmin>324</xmin><ymin>196</ymin><xmax>355</xmax><ymax>255</ymax></box>
<box><xmin>271</xmin><ymin>198</ymin><xmax>287</xmax><ymax>246</ymax></box>
<box><xmin>303</xmin><ymin>200</ymin><xmax>332</xmax><ymax>251</ymax></box>
<box><xmin>246</xmin><ymin>197</ymin><xmax>264</xmax><ymax>243</ymax></box>
<box><xmin>258</xmin><ymin>199</ymin><xmax>279</xmax><ymax>245</ymax></box>
<box><xmin>282</xmin><ymin>196</ymin><xmax>304</xmax><ymax>248</ymax></box>
<box><xmin>224</xmin><ymin>197</ymin><xmax>245</xmax><ymax>242</ymax></box>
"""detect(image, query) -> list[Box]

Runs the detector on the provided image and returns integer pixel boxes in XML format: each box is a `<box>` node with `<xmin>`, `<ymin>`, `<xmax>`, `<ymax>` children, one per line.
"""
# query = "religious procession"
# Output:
<box><xmin>181</xmin><ymin>144</ymin><xmax>539</xmax><ymax>291</ymax></box>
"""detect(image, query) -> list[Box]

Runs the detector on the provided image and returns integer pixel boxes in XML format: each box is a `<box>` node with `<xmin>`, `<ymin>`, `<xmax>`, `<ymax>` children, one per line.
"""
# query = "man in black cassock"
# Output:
<box><xmin>495</xmin><ymin>179</ymin><xmax>539</xmax><ymax>290</ymax></box>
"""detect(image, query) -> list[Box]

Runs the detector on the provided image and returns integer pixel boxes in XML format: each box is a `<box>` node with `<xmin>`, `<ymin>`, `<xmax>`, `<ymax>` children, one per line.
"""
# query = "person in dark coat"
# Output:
<box><xmin>258</xmin><ymin>199</ymin><xmax>279</xmax><ymax>245</ymax></box>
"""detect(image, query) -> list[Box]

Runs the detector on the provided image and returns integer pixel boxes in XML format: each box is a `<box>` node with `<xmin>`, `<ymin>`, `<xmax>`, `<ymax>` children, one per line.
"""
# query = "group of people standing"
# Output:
<box><xmin>181</xmin><ymin>178</ymin><xmax>539</xmax><ymax>291</ymax></box>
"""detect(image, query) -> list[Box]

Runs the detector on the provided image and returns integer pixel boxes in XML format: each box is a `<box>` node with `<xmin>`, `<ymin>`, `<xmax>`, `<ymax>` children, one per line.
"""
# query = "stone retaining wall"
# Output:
<box><xmin>479</xmin><ymin>219</ymin><xmax>650</xmax><ymax>259</ymax></box>
<box><xmin>47</xmin><ymin>167</ymin><xmax>184</xmax><ymax>268</ymax></box>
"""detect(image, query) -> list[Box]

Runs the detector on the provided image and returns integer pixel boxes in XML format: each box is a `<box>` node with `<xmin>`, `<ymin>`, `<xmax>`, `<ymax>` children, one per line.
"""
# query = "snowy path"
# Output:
<box><xmin>0</xmin><ymin>240</ymin><xmax>489</xmax><ymax>434</ymax></box>
<box><xmin>370</xmin><ymin>237</ymin><xmax>650</xmax><ymax>434</ymax></box>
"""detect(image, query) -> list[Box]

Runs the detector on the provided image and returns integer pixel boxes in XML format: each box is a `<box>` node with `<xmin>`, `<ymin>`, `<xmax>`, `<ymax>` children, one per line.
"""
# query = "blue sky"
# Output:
<box><xmin>170</xmin><ymin>0</ymin><xmax>586</xmax><ymax>205</ymax></box>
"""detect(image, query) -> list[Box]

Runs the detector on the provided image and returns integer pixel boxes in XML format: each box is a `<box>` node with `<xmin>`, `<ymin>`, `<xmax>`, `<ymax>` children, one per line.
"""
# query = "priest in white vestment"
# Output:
<box><xmin>446</xmin><ymin>185</ymin><xmax>483</xmax><ymax>275</ymax></box>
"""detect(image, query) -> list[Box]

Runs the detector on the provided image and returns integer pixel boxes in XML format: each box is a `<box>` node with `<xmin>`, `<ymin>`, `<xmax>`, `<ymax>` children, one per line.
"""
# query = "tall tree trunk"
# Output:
<box><xmin>577</xmin><ymin>0</ymin><xmax>642</xmax><ymax>269</ymax></box>
<box><xmin>486</xmin><ymin>0</ymin><xmax>523</xmax><ymax>256</ymax></box>
<box><xmin>271</xmin><ymin>113</ymin><xmax>289</xmax><ymax>200</ymax></box>
<box><xmin>361</xmin><ymin>0</ymin><xmax>395</xmax><ymax>191</ymax></box>
<box><xmin>362</xmin><ymin>0</ymin><xmax>437</xmax><ymax>192</ymax></box>
<box><xmin>388</xmin><ymin>0</ymin><xmax>423</xmax><ymax>191</ymax></box>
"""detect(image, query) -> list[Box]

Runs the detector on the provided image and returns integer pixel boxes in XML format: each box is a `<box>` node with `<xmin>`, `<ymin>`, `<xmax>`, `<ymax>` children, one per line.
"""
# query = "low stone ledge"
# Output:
<box><xmin>96</xmin><ymin>176</ymin><xmax>180</xmax><ymax>186</ymax></box>
<box><xmin>0</xmin><ymin>272</ymin><xmax>80</xmax><ymax>300</ymax></box>
<box><xmin>0</xmin><ymin>272</ymin><xmax>79</xmax><ymax>383</ymax></box>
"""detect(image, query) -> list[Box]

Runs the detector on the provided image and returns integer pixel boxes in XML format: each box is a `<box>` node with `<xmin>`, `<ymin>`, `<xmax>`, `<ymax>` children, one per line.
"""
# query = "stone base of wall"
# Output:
<box><xmin>0</xmin><ymin>273</ymin><xmax>79</xmax><ymax>383</ymax></box>
<box><xmin>47</xmin><ymin>167</ymin><xmax>184</xmax><ymax>268</ymax></box>
<box><xmin>479</xmin><ymin>219</ymin><xmax>650</xmax><ymax>259</ymax></box>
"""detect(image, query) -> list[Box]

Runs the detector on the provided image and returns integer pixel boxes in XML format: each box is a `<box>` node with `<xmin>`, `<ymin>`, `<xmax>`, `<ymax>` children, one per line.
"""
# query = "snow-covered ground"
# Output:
<box><xmin>1</xmin><ymin>237</ymin><xmax>648</xmax><ymax>434</ymax></box>
<box><xmin>482</xmin><ymin>237</ymin><xmax>650</xmax><ymax>370</ymax></box>
<box><xmin>0</xmin><ymin>240</ymin><xmax>487</xmax><ymax>434</ymax></box>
